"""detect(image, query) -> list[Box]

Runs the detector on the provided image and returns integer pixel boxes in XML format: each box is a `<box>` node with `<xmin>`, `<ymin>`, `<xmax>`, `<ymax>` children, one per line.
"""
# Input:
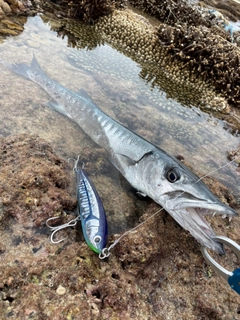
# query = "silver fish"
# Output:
<box><xmin>2</xmin><ymin>55</ymin><xmax>238</xmax><ymax>254</ymax></box>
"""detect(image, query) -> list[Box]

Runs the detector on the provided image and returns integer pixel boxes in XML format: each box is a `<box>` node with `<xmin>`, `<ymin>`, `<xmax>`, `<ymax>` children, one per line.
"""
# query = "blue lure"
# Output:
<box><xmin>74</xmin><ymin>157</ymin><xmax>108</xmax><ymax>254</ymax></box>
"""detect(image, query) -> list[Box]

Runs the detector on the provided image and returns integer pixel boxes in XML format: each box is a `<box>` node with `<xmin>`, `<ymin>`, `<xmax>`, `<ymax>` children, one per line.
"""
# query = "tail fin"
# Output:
<box><xmin>1</xmin><ymin>53</ymin><xmax>43</xmax><ymax>80</ymax></box>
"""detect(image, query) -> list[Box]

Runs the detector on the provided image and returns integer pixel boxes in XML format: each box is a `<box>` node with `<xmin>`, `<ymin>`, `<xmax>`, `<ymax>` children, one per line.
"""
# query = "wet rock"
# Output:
<box><xmin>0</xmin><ymin>3</ymin><xmax>239</xmax><ymax>318</ymax></box>
<box><xmin>48</xmin><ymin>0</ymin><xmax>240</xmax><ymax>107</ymax></box>
<box><xmin>202</xmin><ymin>0</ymin><xmax>240</xmax><ymax>21</ymax></box>
<box><xmin>0</xmin><ymin>27</ymin><xmax>18</xmax><ymax>35</ymax></box>
<box><xmin>0</xmin><ymin>1</ymin><xmax>32</xmax><ymax>37</ymax></box>
<box><xmin>95</xmin><ymin>10</ymin><xmax>235</xmax><ymax>113</ymax></box>
<box><xmin>128</xmin><ymin>0</ymin><xmax>213</xmax><ymax>27</ymax></box>
<box><xmin>0</xmin><ymin>197</ymin><xmax>239</xmax><ymax>319</ymax></box>
<box><xmin>228</xmin><ymin>146</ymin><xmax>240</xmax><ymax>176</ymax></box>
<box><xmin>0</xmin><ymin>134</ymin><xmax>76</xmax><ymax>227</ymax></box>
<box><xmin>60</xmin><ymin>9</ymin><xmax>231</xmax><ymax>115</ymax></box>
<box><xmin>40</xmin><ymin>0</ymin><xmax>127</xmax><ymax>23</ymax></box>
<box><xmin>0</xmin><ymin>134</ymin><xmax>239</xmax><ymax>319</ymax></box>
<box><xmin>157</xmin><ymin>22</ymin><xmax>240</xmax><ymax>105</ymax></box>
<box><xmin>0</xmin><ymin>0</ymin><xmax>12</xmax><ymax>14</ymax></box>
<box><xmin>0</xmin><ymin>199</ymin><xmax>4</xmax><ymax>222</ymax></box>
<box><xmin>1</xmin><ymin>18</ymin><xmax>24</xmax><ymax>31</ymax></box>
<box><xmin>0</xmin><ymin>0</ymin><xmax>29</xmax><ymax>14</ymax></box>
<box><xmin>2</xmin><ymin>0</ymin><xmax>239</xmax><ymax>110</ymax></box>
<box><xmin>4</xmin><ymin>0</ymin><xmax>239</xmax><ymax>114</ymax></box>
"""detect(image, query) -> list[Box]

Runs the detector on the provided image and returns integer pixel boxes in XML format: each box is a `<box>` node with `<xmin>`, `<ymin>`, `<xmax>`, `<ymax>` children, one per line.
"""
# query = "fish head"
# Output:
<box><xmin>83</xmin><ymin>219</ymin><xmax>108</xmax><ymax>254</ymax></box>
<box><xmin>138</xmin><ymin>150</ymin><xmax>238</xmax><ymax>254</ymax></box>
<box><xmin>89</xmin><ymin>233</ymin><xmax>106</xmax><ymax>254</ymax></box>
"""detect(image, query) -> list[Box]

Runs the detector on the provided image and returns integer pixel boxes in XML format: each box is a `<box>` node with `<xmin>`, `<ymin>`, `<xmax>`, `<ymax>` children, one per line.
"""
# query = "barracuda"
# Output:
<box><xmin>2</xmin><ymin>55</ymin><xmax>238</xmax><ymax>254</ymax></box>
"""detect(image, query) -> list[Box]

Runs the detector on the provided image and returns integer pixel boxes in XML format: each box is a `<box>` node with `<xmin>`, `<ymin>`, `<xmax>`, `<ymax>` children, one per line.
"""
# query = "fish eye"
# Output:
<box><xmin>167</xmin><ymin>169</ymin><xmax>179</xmax><ymax>183</ymax></box>
<box><xmin>94</xmin><ymin>236</ymin><xmax>102</xmax><ymax>244</ymax></box>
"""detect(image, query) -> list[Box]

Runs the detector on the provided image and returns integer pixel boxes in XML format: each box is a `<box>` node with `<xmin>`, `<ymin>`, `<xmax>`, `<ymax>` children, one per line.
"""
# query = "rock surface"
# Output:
<box><xmin>0</xmin><ymin>0</ymin><xmax>33</xmax><ymax>37</ymax></box>
<box><xmin>0</xmin><ymin>1</ymin><xmax>239</xmax><ymax>318</ymax></box>
<box><xmin>40</xmin><ymin>0</ymin><xmax>240</xmax><ymax>108</ymax></box>
<box><xmin>0</xmin><ymin>134</ymin><xmax>239</xmax><ymax>319</ymax></box>
<box><xmin>0</xmin><ymin>0</ymin><xmax>29</xmax><ymax>15</ymax></box>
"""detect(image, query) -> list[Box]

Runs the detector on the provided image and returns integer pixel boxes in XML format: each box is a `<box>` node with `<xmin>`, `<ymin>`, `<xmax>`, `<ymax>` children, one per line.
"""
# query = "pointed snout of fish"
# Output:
<box><xmin>173</xmin><ymin>200</ymin><xmax>238</xmax><ymax>217</ymax></box>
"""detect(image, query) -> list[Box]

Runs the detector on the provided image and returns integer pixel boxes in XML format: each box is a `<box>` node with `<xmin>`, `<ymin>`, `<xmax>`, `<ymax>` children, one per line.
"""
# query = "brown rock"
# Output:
<box><xmin>0</xmin><ymin>28</ymin><xmax>18</xmax><ymax>35</ymax></box>
<box><xmin>7</xmin><ymin>0</ymin><xmax>18</xmax><ymax>4</ymax></box>
<box><xmin>17</xmin><ymin>0</ymin><xmax>26</xmax><ymax>11</ymax></box>
<box><xmin>1</xmin><ymin>1</ymin><xmax>12</xmax><ymax>13</ymax></box>
<box><xmin>0</xmin><ymin>134</ymin><xmax>76</xmax><ymax>227</ymax></box>
<box><xmin>1</xmin><ymin>19</ymin><xmax>24</xmax><ymax>31</ymax></box>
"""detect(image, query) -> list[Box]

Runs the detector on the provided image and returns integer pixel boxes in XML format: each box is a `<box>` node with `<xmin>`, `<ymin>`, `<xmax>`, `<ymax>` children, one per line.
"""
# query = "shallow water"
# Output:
<box><xmin>0</xmin><ymin>14</ymin><xmax>239</xmax><ymax>233</ymax></box>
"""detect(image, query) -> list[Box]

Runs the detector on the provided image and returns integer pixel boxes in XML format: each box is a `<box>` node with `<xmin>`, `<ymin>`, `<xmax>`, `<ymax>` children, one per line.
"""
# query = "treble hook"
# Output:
<box><xmin>46</xmin><ymin>216</ymin><xmax>80</xmax><ymax>244</ymax></box>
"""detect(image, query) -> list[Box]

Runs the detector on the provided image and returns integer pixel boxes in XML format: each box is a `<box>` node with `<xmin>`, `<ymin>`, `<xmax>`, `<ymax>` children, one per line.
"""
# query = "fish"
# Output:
<box><xmin>2</xmin><ymin>55</ymin><xmax>238</xmax><ymax>254</ymax></box>
<box><xmin>74</xmin><ymin>157</ymin><xmax>108</xmax><ymax>254</ymax></box>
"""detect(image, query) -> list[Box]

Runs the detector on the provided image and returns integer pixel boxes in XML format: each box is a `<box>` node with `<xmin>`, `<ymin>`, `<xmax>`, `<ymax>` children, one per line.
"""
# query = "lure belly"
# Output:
<box><xmin>75</xmin><ymin>162</ymin><xmax>108</xmax><ymax>254</ymax></box>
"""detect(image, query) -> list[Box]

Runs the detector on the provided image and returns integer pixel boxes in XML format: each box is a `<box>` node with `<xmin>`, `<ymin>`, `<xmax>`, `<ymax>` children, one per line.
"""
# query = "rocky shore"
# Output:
<box><xmin>0</xmin><ymin>1</ymin><xmax>239</xmax><ymax>319</ymax></box>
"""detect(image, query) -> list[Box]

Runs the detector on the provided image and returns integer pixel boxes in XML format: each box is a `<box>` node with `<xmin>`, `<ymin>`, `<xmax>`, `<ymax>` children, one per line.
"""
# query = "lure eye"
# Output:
<box><xmin>94</xmin><ymin>235</ymin><xmax>102</xmax><ymax>244</ymax></box>
<box><xmin>167</xmin><ymin>169</ymin><xmax>179</xmax><ymax>183</ymax></box>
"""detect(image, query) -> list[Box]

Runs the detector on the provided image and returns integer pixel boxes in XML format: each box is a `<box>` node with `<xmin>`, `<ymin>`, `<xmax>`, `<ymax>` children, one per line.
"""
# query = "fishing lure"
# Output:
<box><xmin>74</xmin><ymin>156</ymin><xmax>108</xmax><ymax>254</ymax></box>
<box><xmin>46</xmin><ymin>156</ymin><xmax>108</xmax><ymax>255</ymax></box>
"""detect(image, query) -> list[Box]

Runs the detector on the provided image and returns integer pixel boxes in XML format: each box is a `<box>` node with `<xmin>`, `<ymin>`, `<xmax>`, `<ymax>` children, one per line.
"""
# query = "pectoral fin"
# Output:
<box><xmin>113</xmin><ymin>151</ymin><xmax>153</xmax><ymax>169</ymax></box>
<box><xmin>116</xmin><ymin>151</ymin><xmax>153</xmax><ymax>164</ymax></box>
<box><xmin>114</xmin><ymin>153</ymin><xmax>137</xmax><ymax>167</ymax></box>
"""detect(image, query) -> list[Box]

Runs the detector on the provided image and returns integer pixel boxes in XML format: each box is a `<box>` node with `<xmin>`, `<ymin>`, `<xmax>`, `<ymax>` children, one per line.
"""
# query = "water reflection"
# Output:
<box><xmin>0</xmin><ymin>13</ymin><xmax>239</xmax><ymax>226</ymax></box>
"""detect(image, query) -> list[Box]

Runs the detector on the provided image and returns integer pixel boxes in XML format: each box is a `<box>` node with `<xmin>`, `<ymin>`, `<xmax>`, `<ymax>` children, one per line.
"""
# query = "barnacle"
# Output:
<box><xmin>157</xmin><ymin>23</ymin><xmax>240</xmax><ymax>104</ymax></box>
<box><xmin>38</xmin><ymin>0</ymin><xmax>240</xmax><ymax>109</ymax></box>
<box><xmin>0</xmin><ymin>0</ymin><xmax>28</xmax><ymax>14</ymax></box>
<box><xmin>127</xmin><ymin>0</ymin><xmax>214</xmax><ymax>27</ymax></box>
<box><xmin>43</xmin><ymin>0</ymin><xmax>126</xmax><ymax>23</ymax></box>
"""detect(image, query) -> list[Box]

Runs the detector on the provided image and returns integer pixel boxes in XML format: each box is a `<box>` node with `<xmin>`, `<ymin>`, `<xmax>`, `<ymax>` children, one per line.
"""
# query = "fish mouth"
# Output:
<box><xmin>161</xmin><ymin>193</ymin><xmax>238</xmax><ymax>254</ymax></box>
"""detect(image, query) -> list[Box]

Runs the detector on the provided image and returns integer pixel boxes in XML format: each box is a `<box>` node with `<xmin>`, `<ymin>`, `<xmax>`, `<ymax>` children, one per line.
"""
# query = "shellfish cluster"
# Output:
<box><xmin>93</xmin><ymin>10</ymin><xmax>232</xmax><ymax>112</ymax></box>
<box><xmin>43</xmin><ymin>0</ymin><xmax>240</xmax><ymax>109</ymax></box>
<box><xmin>42</xmin><ymin>0</ymin><xmax>126</xmax><ymax>23</ymax></box>
<box><xmin>126</xmin><ymin>0</ymin><xmax>240</xmax><ymax>105</ymax></box>
<box><xmin>0</xmin><ymin>0</ymin><xmax>28</xmax><ymax>15</ymax></box>
<box><xmin>157</xmin><ymin>23</ymin><xmax>240</xmax><ymax>104</ymax></box>
<box><xmin>128</xmin><ymin>0</ymin><xmax>213</xmax><ymax>27</ymax></box>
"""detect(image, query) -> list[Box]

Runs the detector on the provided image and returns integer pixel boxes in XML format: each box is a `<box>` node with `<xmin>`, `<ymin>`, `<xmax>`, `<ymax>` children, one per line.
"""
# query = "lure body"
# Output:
<box><xmin>75</xmin><ymin>165</ymin><xmax>108</xmax><ymax>253</ymax></box>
